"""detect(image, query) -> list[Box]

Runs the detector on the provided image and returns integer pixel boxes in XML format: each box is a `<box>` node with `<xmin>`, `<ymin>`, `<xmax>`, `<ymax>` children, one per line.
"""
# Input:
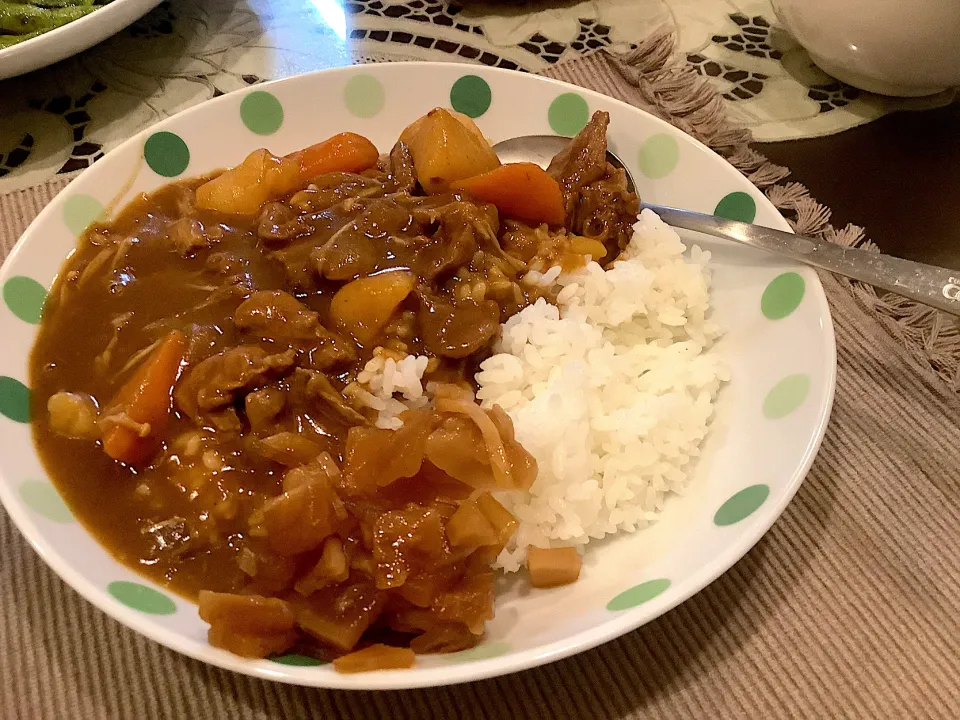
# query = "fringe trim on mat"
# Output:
<box><xmin>604</xmin><ymin>32</ymin><xmax>960</xmax><ymax>389</ymax></box>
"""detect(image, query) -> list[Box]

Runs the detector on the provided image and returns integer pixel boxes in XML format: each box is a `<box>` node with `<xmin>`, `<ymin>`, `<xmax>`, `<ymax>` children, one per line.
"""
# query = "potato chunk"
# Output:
<box><xmin>401</xmin><ymin>108</ymin><xmax>500</xmax><ymax>194</ymax></box>
<box><xmin>329</xmin><ymin>270</ymin><xmax>415</xmax><ymax>345</ymax></box>
<box><xmin>196</xmin><ymin>149</ymin><xmax>300</xmax><ymax>215</ymax></box>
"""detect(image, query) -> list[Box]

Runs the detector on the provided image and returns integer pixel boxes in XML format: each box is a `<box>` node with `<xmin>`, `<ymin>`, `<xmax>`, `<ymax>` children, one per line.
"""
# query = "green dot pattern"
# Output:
<box><xmin>548</xmin><ymin>93</ymin><xmax>590</xmax><ymax>136</ymax></box>
<box><xmin>763</xmin><ymin>374</ymin><xmax>811</xmax><ymax>419</ymax></box>
<box><xmin>270</xmin><ymin>654</ymin><xmax>326</xmax><ymax>666</ymax></box>
<box><xmin>762</xmin><ymin>272</ymin><xmax>805</xmax><ymax>320</ymax></box>
<box><xmin>449</xmin><ymin>75</ymin><xmax>492</xmax><ymax>118</ymax></box>
<box><xmin>240</xmin><ymin>91</ymin><xmax>284</xmax><ymax>136</ymax></box>
<box><xmin>144</xmin><ymin>132</ymin><xmax>190</xmax><ymax>177</ymax></box>
<box><xmin>714</xmin><ymin>484</ymin><xmax>771</xmax><ymax>526</ymax></box>
<box><xmin>448</xmin><ymin>641</ymin><xmax>511</xmax><ymax>663</ymax></box>
<box><xmin>62</xmin><ymin>194</ymin><xmax>105</xmax><ymax>237</ymax></box>
<box><xmin>107</xmin><ymin>581</ymin><xmax>177</xmax><ymax>615</ymax></box>
<box><xmin>3</xmin><ymin>276</ymin><xmax>46</xmax><ymax>324</ymax></box>
<box><xmin>607</xmin><ymin>578</ymin><xmax>671</xmax><ymax>611</ymax></box>
<box><xmin>344</xmin><ymin>74</ymin><xmax>385</xmax><ymax>118</ymax></box>
<box><xmin>19</xmin><ymin>480</ymin><xmax>73</xmax><ymax>524</ymax></box>
<box><xmin>637</xmin><ymin>133</ymin><xmax>679</xmax><ymax>179</ymax></box>
<box><xmin>714</xmin><ymin>191</ymin><xmax>757</xmax><ymax>223</ymax></box>
<box><xmin>0</xmin><ymin>376</ymin><xmax>30</xmax><ymax>423</ymax></box>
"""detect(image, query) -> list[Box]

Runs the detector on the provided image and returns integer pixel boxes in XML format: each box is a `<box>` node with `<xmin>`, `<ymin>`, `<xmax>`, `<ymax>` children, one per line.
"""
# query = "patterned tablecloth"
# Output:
<box><xmin>1</xmin><ymin>0</ymin><xmax>935</xmax><ymax>194</ymax></box>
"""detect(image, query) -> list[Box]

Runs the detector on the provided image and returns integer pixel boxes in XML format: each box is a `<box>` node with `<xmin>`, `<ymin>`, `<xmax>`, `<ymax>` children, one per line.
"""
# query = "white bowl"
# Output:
<box><xmin>0</xmin><ymin>0</ymin><xmax>162</xmax><ymax>81</ymax></box>
<box><xmin>0</xmin><ymin>63</ymin><xmax>835</xmax><ymax>689</ymax></box>
<box><xmin>773</xmin><ymin>0</ymin><xmax>960</xmax><ymax>97</ymax></box>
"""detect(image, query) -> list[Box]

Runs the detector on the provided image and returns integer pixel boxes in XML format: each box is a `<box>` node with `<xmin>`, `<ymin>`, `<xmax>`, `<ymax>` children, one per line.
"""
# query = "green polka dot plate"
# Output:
<box><xmin>0</xmin><ymin>64</ymin><xmax>835</xmax><ymax>689</ymax></box>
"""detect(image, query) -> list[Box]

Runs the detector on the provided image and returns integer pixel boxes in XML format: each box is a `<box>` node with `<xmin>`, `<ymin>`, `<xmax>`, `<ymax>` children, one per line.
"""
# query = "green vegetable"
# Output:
<box><xmin>0</xmin><ymin>3</ymin><xmax>93</xmax><ymax>34</ymax></box>
<box><xmin>5</xmin><ymin>0</ymin><xmax>95</xmax><ymax>9</ymax></box>
<box><xmin>0</xmin><ymin>27</ymin><xmax>39</xmax><ymax>47</ymax></box>
<box><xmin>0</xmin><ymin>0</ymin><xmax>112</xmax><ymax>46</ymax></box>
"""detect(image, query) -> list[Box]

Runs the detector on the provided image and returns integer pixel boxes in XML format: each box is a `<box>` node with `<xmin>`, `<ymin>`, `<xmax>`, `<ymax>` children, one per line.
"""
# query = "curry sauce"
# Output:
<box><xmin>29</xmin><ymin>109</ymin><xmax>638</xmax><ymax>667</ymax></box>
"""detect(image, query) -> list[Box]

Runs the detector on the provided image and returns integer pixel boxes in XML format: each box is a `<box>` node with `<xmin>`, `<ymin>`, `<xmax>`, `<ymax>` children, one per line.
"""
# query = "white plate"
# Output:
<box><xmin>0</xmin><ymin>63</ymin><xmax>835</xmax><ymax>689</ymax></box>
<box><xmin>0</xmin><ymin>0</ymin><xmax>162</xmax><ymax>81</ymax></box>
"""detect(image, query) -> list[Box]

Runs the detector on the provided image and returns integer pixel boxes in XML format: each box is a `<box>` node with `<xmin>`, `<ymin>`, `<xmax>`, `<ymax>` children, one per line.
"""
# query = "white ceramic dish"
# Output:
<box><xmin>0</xmin><ymin>63</ymin><xmax>835</xmax><ymax>689</ymax></box>
<box><xmin>772</xmin><ymin>0</ymin><xmax>960</xmax><ymax>97</ymax></box>
<box><xmin>0</xmin><ymin>0</ymin><xmax>162</xmax><ymax>81</ymax></box>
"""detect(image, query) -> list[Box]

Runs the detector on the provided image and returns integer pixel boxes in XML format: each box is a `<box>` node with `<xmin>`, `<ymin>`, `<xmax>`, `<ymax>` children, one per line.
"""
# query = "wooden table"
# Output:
<box><xmin>757</xmin><ymin>100</ymin><xmax>960</xmax><ymax>269</ymax></box>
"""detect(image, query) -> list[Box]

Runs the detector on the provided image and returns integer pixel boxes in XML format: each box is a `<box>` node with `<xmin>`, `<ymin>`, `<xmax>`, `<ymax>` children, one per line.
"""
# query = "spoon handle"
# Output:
<box><xmin>645</xmin><ymin>203</ymin><xmax>960</xmax><ymax>318</ymax></box>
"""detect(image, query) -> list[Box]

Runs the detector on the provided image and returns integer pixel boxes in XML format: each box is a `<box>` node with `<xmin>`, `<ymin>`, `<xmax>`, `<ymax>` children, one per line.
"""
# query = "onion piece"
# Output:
<box><xmin>434</xmin><ymin>398</ymin><xmax>512</xmax><ymax>488</ymax></box>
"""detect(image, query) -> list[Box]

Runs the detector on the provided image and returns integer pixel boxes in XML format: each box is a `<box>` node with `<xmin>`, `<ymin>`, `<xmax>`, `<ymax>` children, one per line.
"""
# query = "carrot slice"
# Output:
<box><xmin>292</xmin><ymin>132</ymin><xmax>380</xmax><ymax>182</ymax></box>
<box><xmin>452</xmin><ymin>163</ymin><xmax>566</xmax><ymax>226</ymax></box>
<box><xmin>102</xmin><ymin>330</ymin><xmax>187</xmax><ymax>466</ymax></box>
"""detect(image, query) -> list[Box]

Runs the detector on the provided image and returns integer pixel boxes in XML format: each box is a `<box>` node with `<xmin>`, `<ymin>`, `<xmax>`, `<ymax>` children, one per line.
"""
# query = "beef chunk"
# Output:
<box><xmin>547</xmin><ymin>111</ymin><xmax>640</xmax><ymax>262</ymax></box>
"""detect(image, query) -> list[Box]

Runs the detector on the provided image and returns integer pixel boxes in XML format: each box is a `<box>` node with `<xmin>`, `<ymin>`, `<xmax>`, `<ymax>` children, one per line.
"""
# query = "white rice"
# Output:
<box><xmin>354</xmin><ymin>352</ymin><xmax>431</xmax><ymax>429</ymax></box>
<box><xmin>475</xmin><ymin>209</ymin><xmax>727</xmax><ymax>571</ymax></box>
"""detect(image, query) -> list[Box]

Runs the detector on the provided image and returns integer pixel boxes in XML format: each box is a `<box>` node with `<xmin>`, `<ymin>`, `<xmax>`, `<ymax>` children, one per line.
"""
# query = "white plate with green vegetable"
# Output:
<box><xmin>0</xmin><ymin>0</ymin><xmax>161</xmax><ymax>80</ymax></box>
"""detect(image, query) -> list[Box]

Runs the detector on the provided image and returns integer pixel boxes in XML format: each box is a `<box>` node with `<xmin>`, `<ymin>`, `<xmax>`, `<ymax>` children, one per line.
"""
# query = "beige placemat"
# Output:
<box><xmin>2</xmin><ymin>35</ymin><xmax>959</xmax><ymax>719</ymax></box>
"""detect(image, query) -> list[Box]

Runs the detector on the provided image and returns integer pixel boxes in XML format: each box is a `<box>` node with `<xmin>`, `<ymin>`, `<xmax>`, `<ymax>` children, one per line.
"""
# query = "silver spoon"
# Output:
<box><xmin>493</xmin><ymin>135</ymin><xmax>960</xmax><ymax>318</ymax></box>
